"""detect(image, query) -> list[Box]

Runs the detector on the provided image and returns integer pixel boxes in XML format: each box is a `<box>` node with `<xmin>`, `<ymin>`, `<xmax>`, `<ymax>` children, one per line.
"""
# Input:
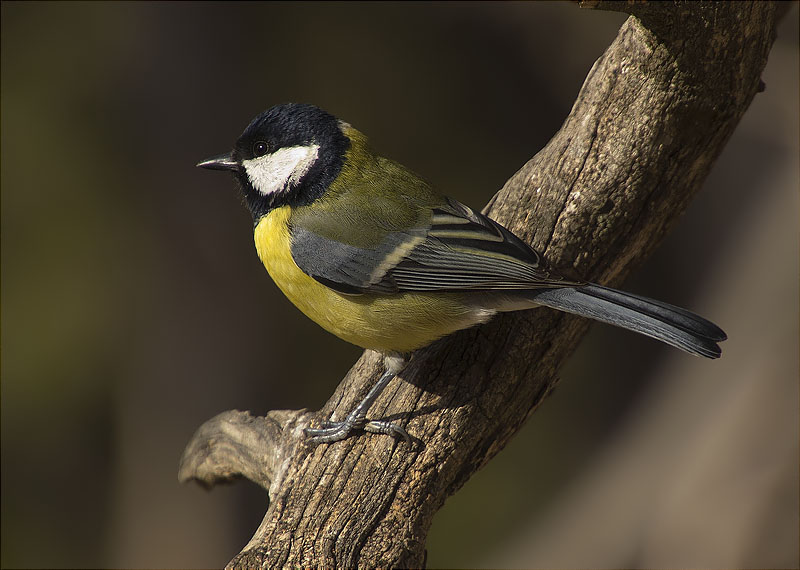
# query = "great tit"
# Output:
<box><xmin>198</xmin><ymin>103</ymin><xmax>726</xmax><ymax>444</ymax></box>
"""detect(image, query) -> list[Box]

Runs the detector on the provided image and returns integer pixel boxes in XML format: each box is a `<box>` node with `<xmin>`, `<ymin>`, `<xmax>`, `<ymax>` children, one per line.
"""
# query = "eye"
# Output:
<box><xmin>253</xmin><ymin>141</ymin><xmax>270</xmax><ymax>157</ymax></box>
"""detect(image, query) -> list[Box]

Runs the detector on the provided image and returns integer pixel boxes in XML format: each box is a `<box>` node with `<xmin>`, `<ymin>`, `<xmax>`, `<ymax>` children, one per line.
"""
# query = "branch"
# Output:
<box><xmin>180</xmin><ymin>2</ymin><xmax>780</xmax><ymax>567</ymax></box>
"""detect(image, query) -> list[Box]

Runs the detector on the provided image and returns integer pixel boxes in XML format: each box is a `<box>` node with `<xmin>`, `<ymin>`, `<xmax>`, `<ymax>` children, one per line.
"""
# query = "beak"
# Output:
<box><xmin>196</xmin><ymin>153</ymin><xmax>239</xmax><ymax>171</ymax></box>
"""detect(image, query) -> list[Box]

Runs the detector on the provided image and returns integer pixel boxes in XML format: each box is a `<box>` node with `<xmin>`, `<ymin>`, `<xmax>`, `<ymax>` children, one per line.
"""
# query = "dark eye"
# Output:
<box><xmin>253</xmin><ymin>141</ymin><xmax>270</xmax><ymax>157</ymax></box>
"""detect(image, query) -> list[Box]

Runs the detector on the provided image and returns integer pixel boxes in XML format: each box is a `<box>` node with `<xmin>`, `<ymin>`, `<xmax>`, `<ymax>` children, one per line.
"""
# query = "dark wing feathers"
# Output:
<box><xmin>290</xmin><ymin>197</ymin><xmax>575</xmax><ymax>295</ymax></box>
<box><xmin>287</xmin><ymin>195</ymin><xmax>727</xmax><ymax>358</ymax></box>
<box><xmin>289</xmin><ymin>225</ymin><xmax>413</xmax><ymax>293</ymax></box>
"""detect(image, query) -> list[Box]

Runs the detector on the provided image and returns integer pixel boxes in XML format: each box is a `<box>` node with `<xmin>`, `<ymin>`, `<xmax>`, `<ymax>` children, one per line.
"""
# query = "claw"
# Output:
<box><xmin>364</xmin><ymin>420</ymin><xmax>411</xmax><ymax>444</ymax></box>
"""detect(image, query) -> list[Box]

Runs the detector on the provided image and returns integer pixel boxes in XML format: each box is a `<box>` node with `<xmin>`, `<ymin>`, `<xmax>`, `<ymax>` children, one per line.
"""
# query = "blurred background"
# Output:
<box><xmin>1</xmin><ymin>2</ymin><xmax>797</xmax><ymax>568</ymax></box>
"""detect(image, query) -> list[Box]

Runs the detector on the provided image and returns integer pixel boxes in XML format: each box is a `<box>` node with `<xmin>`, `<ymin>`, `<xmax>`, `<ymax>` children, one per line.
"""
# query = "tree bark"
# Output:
<box><xmin>179</xmin><ymin>2</ymin><xmax>782</xmax><ymax>567</ymax></box>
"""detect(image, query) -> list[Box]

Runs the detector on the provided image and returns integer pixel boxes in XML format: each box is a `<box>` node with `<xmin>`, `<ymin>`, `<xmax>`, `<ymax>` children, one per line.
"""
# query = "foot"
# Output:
<box><xmin>305</xmin><ymin>414</ymin><xmax>411</xmax><ymax>444</ymax></box>
<box><xmin>305</xmin><ymin>353</ymin><xmax>411</xmax><ymax>444</ymax></box>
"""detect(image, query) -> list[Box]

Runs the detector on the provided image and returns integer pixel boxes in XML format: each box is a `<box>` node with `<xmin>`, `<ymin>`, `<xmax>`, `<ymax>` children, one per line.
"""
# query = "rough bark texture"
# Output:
<box><xmin>179</xmin><ymin>2</ymin><xmax>781</xmax><ymax>568</ymax></box>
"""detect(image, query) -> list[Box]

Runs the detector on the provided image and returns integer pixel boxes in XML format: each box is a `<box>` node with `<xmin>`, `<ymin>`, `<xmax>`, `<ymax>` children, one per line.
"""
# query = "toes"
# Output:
<box><xmin>364</xmin><ymin>421</ymin><xmax>411</xmax><ymax>444</ymax></box>
<box><xmin>304</xmin><ymin>417</ymin><xmax>410</xmax><ymax>444</ymax></box>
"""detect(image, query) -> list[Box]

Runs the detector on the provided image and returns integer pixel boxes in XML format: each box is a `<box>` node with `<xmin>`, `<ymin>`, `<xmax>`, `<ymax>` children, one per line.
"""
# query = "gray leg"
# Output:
<box><xmin>304</xmin><ymin>354</ymin><xmax>410</xmax><ymax>444</ymax></box>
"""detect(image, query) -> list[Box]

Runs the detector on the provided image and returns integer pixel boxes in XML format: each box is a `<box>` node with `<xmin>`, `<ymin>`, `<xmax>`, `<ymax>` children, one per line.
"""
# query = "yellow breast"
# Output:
<box><xmin>253</xmin><ymin>206</ymin><xmax>493</xmax><ymax>353</ymax></box>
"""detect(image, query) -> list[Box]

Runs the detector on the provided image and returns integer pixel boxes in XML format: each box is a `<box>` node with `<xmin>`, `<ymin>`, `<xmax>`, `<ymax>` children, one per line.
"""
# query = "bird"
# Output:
<box><xmin>197</xmin><ymin>103</ymin><xmax>726</xmax><ymax>444</ymax></box>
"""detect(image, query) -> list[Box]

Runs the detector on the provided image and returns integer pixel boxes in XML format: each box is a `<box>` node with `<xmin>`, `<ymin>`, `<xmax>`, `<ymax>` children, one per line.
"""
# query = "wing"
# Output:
<box><xmin>289</xmin><ymin>196</ymin><xmax>578</xmax><ymax>295</ymax></box>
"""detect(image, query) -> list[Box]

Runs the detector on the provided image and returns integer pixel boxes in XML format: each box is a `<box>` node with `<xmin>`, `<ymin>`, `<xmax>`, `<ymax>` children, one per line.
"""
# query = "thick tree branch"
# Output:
<box><xmin>180</xmin><ymin>2</ymin><xmax>780</xmax><ymax>567</ymax></box>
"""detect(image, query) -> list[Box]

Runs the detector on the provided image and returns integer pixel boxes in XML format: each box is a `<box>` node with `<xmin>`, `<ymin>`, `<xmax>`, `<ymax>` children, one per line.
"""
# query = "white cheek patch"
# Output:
<box><xmin>242</xmin><ymin>144</ymin><xmax>320</xmax><ymax>197</ymax></box>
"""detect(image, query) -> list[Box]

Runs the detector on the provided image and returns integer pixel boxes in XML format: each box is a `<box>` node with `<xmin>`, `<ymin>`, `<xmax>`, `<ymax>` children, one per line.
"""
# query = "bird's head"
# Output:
<box><xmin>198</xmin><ymin>103</ymin><xmax>353</xmax><ymax>221</ymax></box>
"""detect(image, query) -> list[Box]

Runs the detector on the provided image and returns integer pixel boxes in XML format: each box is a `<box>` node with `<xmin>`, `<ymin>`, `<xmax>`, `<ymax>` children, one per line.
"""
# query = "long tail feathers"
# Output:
<box><xmin>530</xmin><ymin>284</ymin><xmax>726</xmax><ymax>358</ymax></box>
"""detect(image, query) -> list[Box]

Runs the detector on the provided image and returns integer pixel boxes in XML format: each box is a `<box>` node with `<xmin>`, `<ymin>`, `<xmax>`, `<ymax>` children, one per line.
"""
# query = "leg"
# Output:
<box><xmin>304</xmin><ymin>354</ymin><xmax>410</xmax><ymax>444</ymax></box>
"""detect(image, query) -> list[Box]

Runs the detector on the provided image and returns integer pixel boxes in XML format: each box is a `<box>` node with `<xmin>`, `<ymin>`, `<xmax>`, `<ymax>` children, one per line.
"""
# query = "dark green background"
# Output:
<box><xmin>2</xmin><ymin>2</ymin><xmax>797</xmax><ymax>568</ymax></box>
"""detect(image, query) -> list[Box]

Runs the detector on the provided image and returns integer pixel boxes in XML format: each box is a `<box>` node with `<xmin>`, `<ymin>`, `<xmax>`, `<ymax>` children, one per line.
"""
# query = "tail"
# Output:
<box><xmin>530</xmin><ymin>284</ymin><xmax>726</xmax><ymax>358</ymax></box>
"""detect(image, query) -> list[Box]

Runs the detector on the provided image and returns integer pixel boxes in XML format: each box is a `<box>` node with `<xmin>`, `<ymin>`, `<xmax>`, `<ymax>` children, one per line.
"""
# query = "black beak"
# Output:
<box><xmin>196</xmin><ymin>153</ymin><xmax>239</xmax><ymax>171</ymax></box>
